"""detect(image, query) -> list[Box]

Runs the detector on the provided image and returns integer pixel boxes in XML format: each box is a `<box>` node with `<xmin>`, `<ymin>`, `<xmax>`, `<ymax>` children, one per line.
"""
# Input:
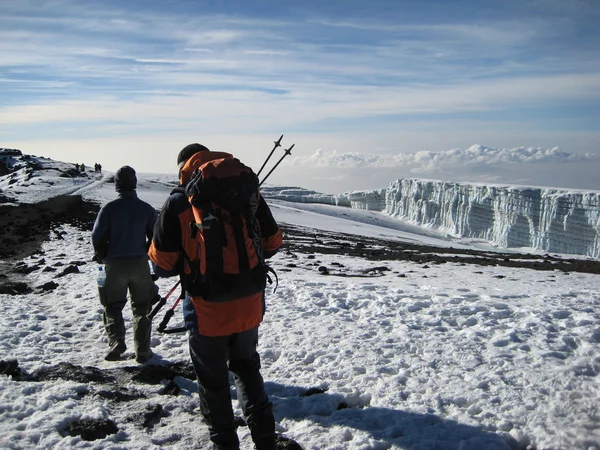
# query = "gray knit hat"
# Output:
<box><xmin>115</xmin><ymin>165</ymin><xmax>137</xmax><ymax>192</ymax></box>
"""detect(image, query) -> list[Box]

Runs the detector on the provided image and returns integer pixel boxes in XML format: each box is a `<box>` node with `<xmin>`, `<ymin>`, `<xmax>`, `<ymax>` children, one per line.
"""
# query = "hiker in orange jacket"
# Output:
<box><xmin>148</xmin><ymin>143</ymin><xmax>282</xmax><ymax>450</ymax></box>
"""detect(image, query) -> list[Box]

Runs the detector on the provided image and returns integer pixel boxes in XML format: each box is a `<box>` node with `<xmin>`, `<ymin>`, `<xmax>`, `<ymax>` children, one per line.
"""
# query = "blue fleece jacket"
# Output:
<box><xmin>91</xmin><ymin>190</ymin><xmax>157</xmax><ymax>262</ymax></box>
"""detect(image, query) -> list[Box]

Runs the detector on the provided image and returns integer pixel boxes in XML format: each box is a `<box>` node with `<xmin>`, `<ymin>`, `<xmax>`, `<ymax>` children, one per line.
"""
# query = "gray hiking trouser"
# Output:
<box><xmin>189</xmin><ymin>327</ymin><xmax>276</xmax><ymax>450</ymax></box>
<box><xmin>98</xmin><ymin>256</ymin><xmax>156</xmax><ymax>355</ymax></box>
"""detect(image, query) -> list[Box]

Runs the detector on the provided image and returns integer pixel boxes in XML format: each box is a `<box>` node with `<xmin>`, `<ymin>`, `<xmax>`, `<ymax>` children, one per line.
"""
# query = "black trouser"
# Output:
<box><xmin>188</xmin><ymin>327</ymin><xmax>276</xmax><ymax>450</ymax></box>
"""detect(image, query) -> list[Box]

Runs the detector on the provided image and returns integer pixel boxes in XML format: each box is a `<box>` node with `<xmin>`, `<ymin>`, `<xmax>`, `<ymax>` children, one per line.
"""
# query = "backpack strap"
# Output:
<box><xmin>203</xmin><ymin>205</ymin><xmax>224</xmax><ymax>274</ymax></box>
<box><xmin>231</xmin><ymin>211</ymin><xmax>250</xmax><ymax>272</ymax></box>
<box><xmin>179</xmin><ymin>241</ymin><xmax>201</xmax><ymax>285</ymax></box>
<box><xmin>245</xmin><ymin>192</ymin><xmax>265</xmax><ymax>266</ymax></box>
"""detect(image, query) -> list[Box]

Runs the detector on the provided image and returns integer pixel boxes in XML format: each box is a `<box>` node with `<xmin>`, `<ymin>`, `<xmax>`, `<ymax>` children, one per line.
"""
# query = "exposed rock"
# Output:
<box><xmin>60</xmin><ymin>418</ymin><xmax>118</xmax><ymax>441</ymax></box>
<box><xmin>13</xmin><ymin>360</ymin><xmax>196</xmax><ymax>386</ymax></box>
<box><xmin>0</xmin><ymin>148</ymin><xmax>23</xmax><ymax>156</ymax></box>
<box><xmin>0</xmin><ymin>359</ymin><xmax>21</xmax><ymax>377</ymax></box>
<box><xmin>68</xmin><ymin>260</ymin><xmax>88</xmax><ymax>266</ymax></box>
<box><xmin>159</xmin><ymin>379</ymin><xmax>181</xmax><ymax>396</ymax></box>
<box><xmin>363</xmin><ymin>266</ymin><xmax>391</xmax><ymax>274</ymax></box>
<box><xmin>0</xmin><ymin>282</ymin><xmax>32</xmax><ymax>295</ymax></box>
<box><xmin>27</xmin><ymin>362</ymin><xmax>112</xmax><ymax>383</ymax></box>
<box><xmin>13</xmin><ymin>262</ymin><xmax>40</xmax><ymax>274</ymax></box>
<box><xmin>38</xmin><ymin>281</ymin><xmax>59</xmax><ymax>291</ymax></box>
<box><xmin>123</xmin><ymin>362</ymin><xmax>196</xmax><ymax>385</ymax></box>
<box><xmin>95</xmin><ymin>388</ymin><xmax>146</xmax><ymax>402</ymax></box>
<box><xmin>276</xmin><ymin>434</ymin><xmax>304</xmax><ymax>450</ymax></box>
<box><xmin>57</xmin><ymin>264</ymin><xmax>80</xmax><ymax>277</ymax></box>
<box><xmin>138</xmin><ymin>404</ymin><xmax>169</xmax><ymax>428</ymax></box>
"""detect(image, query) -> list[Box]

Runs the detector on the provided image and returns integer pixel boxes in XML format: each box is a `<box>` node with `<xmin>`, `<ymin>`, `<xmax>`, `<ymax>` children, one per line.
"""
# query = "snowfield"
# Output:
<box><xmin>0</xmin><ymin>154</ymin><xmax>599</xmax><ymax>450</ymax></box>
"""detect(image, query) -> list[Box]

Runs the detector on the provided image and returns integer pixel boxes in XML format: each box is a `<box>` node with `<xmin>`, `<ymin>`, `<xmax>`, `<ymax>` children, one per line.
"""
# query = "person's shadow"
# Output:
<box><xmin>264</xmin><ymin>381</ymin><xmax>521</xmax><ymax>450</ymax></box>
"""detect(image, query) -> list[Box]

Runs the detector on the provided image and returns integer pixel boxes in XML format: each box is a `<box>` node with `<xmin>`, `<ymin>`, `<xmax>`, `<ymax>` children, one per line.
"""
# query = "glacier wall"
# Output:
<box><xmin>260</xmin><ymin>186</ymin><xmax>338</xmax><ymax>205</ymax></box>
<box><xmin>335</xmin><ymin>189</ymin><xmax>387</xmax><ymax>210</ymax></box>
<box><xmin>262</xmin><ymin>185</ymin><xmax>387</xmax><ymax>210</ymax></box>
<box><xmin>263</xmin><ymin>180</ymin><xmax>600</xmax><ymax>258</ymax></box>
<box><xmin>382</xmin><ymin>179</ymin><xmax>600</xmax><ymax>258</ymax></box>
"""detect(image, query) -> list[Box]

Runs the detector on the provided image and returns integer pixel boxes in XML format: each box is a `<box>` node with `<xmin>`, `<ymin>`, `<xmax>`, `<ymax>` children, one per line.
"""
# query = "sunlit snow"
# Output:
<box><xmin>0</xmin><ymin>156</ymin><xmax>598</xmax><ymax>450</ymax></box>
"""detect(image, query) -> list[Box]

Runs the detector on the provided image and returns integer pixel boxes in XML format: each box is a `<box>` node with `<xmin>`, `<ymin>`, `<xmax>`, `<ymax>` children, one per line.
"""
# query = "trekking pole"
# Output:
<box><xmin>149</xmin><ymin>280</ymin><xmax>181</xmax><ymax>320</ymax></box>
<box><xmin>157</xmin><ymin>288</ymin><xmax>185</xmax><ymax>333</ymax></box>
<box><xmin>259</xmin><ymin>144</ymin><xmax>294</xmax><ymax>187</ymax></box>
<box><xmin>256</xmin><ymin>135</ymin><xmax>283</xmax><ymax>178</ymax></box>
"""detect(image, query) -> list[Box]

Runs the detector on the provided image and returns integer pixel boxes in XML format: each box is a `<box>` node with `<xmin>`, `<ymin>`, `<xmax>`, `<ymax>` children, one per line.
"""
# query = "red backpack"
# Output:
<box><xmin>182</xmin><ymin>157</ymin><xmax>268</xmax><ymax>302</ymax></box>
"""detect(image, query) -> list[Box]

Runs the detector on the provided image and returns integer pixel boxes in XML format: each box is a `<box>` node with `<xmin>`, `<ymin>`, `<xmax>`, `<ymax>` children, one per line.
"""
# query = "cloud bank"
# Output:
<box><xmin>289</xmin><ymin>145</ymin><xmax>599</xmax><ymax>172</ymax></box>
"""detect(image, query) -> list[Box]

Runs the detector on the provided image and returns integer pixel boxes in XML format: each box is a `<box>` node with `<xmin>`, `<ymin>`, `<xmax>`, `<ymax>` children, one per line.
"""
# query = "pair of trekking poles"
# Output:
<box><xmin>257</xmin><ymin>134</ymin><xmax>294</xmax><ymax>187</ymax></box>
<box><xmin>149</xmin><ymin>280</ymin><xmax>184</xmax><ymax>333</ymax></box>
<box><xmin>150</xmin><ymin>135</ymin><xmax>293</xmax><ymax>334</ymax></box>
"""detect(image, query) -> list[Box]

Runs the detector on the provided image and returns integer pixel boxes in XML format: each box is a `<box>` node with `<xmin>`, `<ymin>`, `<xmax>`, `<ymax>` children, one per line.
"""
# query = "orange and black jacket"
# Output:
<box><xmin>148</xmin><ymin>151</ymin><xmax>283</xmax><ymax>337</ymax></box>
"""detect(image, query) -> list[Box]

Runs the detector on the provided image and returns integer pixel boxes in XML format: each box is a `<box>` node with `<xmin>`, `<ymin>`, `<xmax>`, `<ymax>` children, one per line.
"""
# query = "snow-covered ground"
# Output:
<box><xmin>0</xmin><ymin>158</ymin><xmax>599</xmax><ymax>450</ymax></box>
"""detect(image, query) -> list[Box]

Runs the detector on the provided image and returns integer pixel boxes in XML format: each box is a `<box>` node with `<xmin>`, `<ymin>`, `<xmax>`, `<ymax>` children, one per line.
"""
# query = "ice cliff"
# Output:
<box><xmin>261</xmin><ymin>186</ymin><xmax>387</xmax><ymax>210</ymax></box>
<box><xmin>383</xmin><ymin>179</ymin><xmax>600</xmax><ymax>258</ymax></box>
<box><xmin>263</xmin><ymin>180</ymin><xmax>600</xmax><ymax>258</ymax></box>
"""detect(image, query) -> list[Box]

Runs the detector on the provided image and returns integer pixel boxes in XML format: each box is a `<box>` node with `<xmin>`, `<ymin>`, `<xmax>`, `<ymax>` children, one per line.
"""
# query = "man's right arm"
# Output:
<box><xmin>91</xmin><ymin>206</ymin><xmax>110</xmax><ymax>261</ymax></box>
<box><xmin>257</xmin><ymin>195</ymin><xmax>283</xmax><ymax>259</ymax></box>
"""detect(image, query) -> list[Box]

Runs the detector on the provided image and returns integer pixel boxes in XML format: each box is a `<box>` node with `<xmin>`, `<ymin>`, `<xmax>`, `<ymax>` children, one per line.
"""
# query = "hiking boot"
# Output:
<box><xmin>135</xmin><ymin>350</ymin><xmax>154</xmax><ymax>364</ymax></box>
<box><xmin>254</xmin><ymin>438</ymin><xmax>276</xmax><ymax>450</ymax></box>
<box><xmin>105</xmin><ymin>341</ymin><xmax>127</xmax><ymax>361</ymax></box>
<box><xmin>274</xmin><ymin>434</ymin><xmax>302</xmax><ymax>450</ymax></box>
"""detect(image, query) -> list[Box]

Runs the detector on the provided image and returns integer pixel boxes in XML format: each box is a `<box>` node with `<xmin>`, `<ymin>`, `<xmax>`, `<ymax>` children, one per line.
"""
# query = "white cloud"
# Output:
<box><xmin>289</xmin><ymin>145</ymin><xmax>600</xmax><ymax>171</ymax></box>
<box><xmin>182</xmin><ymin>48</ymin><xmax>212</xmax><ymax>53</ymax></box>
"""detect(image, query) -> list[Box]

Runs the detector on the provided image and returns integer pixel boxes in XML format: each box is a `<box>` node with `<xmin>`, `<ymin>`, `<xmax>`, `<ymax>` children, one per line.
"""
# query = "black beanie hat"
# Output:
<box><xmin>177</xmin><ymin>143</ymin><xmax>209</xmax><ymax>168</ymax></box>
<box><xmin>115</xmin><ymin>165</ymin><xmax>137</xmax><ymax>192</ymax></box>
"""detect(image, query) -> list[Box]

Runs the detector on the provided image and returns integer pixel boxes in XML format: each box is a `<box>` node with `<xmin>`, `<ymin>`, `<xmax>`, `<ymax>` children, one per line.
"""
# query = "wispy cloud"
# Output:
<box><xmin>3</xmin><ymin>1</ymin><xmax>598</xmax><ymax>104</ymax></box>
<box><xmin>1</xmin><ymin>74</ymin><xmax>598</xmax><ymax>133</ymax></box>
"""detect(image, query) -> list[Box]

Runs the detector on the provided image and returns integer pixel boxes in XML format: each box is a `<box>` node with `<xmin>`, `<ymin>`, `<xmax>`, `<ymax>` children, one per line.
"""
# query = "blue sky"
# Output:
<box><xmin>1</xmin><ymin>0</ymin><xmax>599</xmax><ymax>192</ymax></box>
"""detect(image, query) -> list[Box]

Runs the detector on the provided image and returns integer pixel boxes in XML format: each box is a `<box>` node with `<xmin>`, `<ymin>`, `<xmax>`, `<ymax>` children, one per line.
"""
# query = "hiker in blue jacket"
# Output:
<box><xmin>91</xmin><ymin>165</ymin><xmax>158</xmax><ymax>363</ymax></box>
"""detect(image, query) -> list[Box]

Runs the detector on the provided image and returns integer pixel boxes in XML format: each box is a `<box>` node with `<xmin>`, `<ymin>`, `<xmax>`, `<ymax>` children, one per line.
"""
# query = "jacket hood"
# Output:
<box><xmin>179</xmin><ymin>151</ymin><xmax>233</xmax><ymax>185</ymax></box>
